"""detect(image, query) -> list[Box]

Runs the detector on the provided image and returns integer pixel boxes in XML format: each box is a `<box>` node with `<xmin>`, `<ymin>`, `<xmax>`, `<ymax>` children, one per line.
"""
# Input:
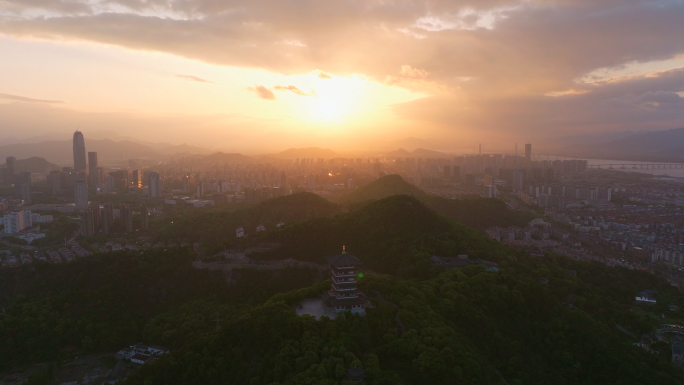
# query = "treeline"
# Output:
<box><xmin>152</xmin><ymin>192</ymin><xmax>340</xmax><ymax>243</ymax></box>
<box><xmin>253</xmin><ymin>195</ymin><xmax>508</xmax><ymax>278</ymax></box>
<box><xmin>334</xmin><ymin>175</ymin><xmax>534</xmax><ymax>230</ymax></box>
<box><xmin>0</xmin><ymin>248</ymin><xmax>321</xmax><ymax>370</ymax></box>
<box><xmin>123</xmin><ymin>254</ymin><xmax>684</xmax><ymax>385</ymax></box>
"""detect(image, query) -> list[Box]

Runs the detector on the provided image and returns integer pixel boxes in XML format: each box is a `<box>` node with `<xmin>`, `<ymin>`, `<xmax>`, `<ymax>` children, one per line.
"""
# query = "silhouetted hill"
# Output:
<box><xmin>333</xmin><ymin>174</ymin><xmax>427</xmax><ymax>205</ymax></box>
<box><xmin>270</xmin><ymin>147</ymin><xmax>339</xmax><ymax>159</ymax></box>
<box><xmin>0</xmin><ymin>157</ymin><xmax>61</xmax><ymax>173</ymax></box>
<box><xmin>195</xmin><ymin>152</ymin><xmax>256</xmax><ymax>164</ymax></box>
<box><xmin>255</xmin><ymin>195</ymin><xmax>504</xmax><ymax>277</ymax></box>
<box><xmin>560</xmin><ymin>127</ymin><xmax>684</xmax><ymax>161</ymax></box>
<box><xmin>0</xmin><ymin>139</ymin><xmax>163</xmax><ymax>164</ymax></box>
<box><xmin>334</xmin><ymin>175</ymin><xmax>534</xmax><ymax>229</ymax></box>
<box><xmin>596</xmin><ymin>127</ymin><xmax>684</xmax><ymax>153</ymax></box>
<box><xmin>154</xmin><ymin>192</ymin><xmax>340</xmax><ymax>243</ymax></box>
<box><xmin>385</xmin><ymin>147</ymin><xmax>447</xmax><ymax>158</ymax></box>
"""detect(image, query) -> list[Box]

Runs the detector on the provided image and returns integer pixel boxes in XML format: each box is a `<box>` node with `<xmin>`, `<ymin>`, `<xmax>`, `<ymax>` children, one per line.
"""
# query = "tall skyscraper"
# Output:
<box><xmin>83</xmin><ymin>203</ymin><xmax>101</xmax><ymax>236</ymax></box>
<box><xmin>513</xmin><ymin>168</ymin><xmax>525</xmax><ymax>191</ymax></box>
<box><xmin>5</xmin><ymin>156</ymin><xmax>16</xmax><ymax>184</ymax></box>
<box><xmin>73</xmin><ymin>131</ymin><xmax>87</xmax><ymax>172</ymax></box>
<box><xmin>90</xmin><ymin>167</ymin><xmax>103</xmax><ymax>187</ymax></box>
<box><xmin>74</xmin><ymin>180</ymin><xmax>89</xmax><ymax>209</ymax></box>
<box><xmin>122</xmin><ymin>205</ymin><xmax>133</xmax><ymax>233</ymax></box>
<box><xmin>196</xmin><ymin>180</ymin><xmax>204</xmax><ymax>198</ymax></box>
<box><xmin>49</xmin><ymin>170</ymin><xmax>62</xmax><ymax>195</ymax></box>
<box><xmin>88</xmin><ymin>152</ymin><xmax>98</xmax><ymax>173</ymax></box>
<box><xmin>140</xmin><ymin>205</ymin><xmax>149</xmax><ymax>230</ymax></box>
<box><xmin>525</xmin><ymin>143</ymin><xmax>532</xmax><ymax>164</ymax></box>
<box><xmin>131</xmin><ymin>170</ymin><xmax>142</xmax><ymax>188</ymax></box>
<box><xmin>149</xmin><ymin>172</ymin><xmax>162</xmax><ymax>198</ymax></box>
<box><xmin>102</xmin><ymin>203</ymin><xmax>114</xmax><ymax>234</ymax></box>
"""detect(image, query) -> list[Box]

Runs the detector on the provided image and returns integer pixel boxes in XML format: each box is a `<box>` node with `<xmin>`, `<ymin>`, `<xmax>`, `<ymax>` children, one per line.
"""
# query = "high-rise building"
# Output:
<box><xmin>19</xmin><ymin>181</ymin><xmax>32</xmax><ymax>205</ymax></box>
<box><xmin>73</xmin><ymin>131</ymin><xmax>87</xmax><ymax>172</ymax></box>
<box><xmin>102</xmin><ymin>203</ymin><xmax>114</xmax><ymax>234</ymax></box>
<box><xmin>465</xmin><ymin>174</ymin><xmax>475</xmax><ymax>186</ymax></box>
<box><xmin>140</xmin><ymin>205</ymin><xmax>149</xmax><ymax>230</ymax></box>
<box><xmin>5</xmin><ymin>156</ymin><xmax>16</xmax><ymax>184</ymax></box>
<box><xmin>83</xmin><ymin>203</ymin><xmax>101</xmax><ymax>236</ymax></box>
<box><xmin>90</xmin><ymin>167</ymin><xmax>103</xmax><ymax>187</ymax></box>
<box><xmin>109</xmin><ymin>170</ymin><xmax>128</xmax><ymax>191</ymax></box>
<box><xmin>14</xmin><ymin>172</ymin><xmax>32</xmax><ymax>204</ymax></box>
<box><xmin>74</xmin><ymin>180</ymin><xmax>89</xmax><ymax>209</ymax></box>
<box><xmin>149</xmin><ymin>172</ymin><xmax>162</xmax><ymax>198</ymax></box>
<box><xmin>525</xmin><ymin>143</ymin><xmax>532</xmax><ymax>164</ymax></box>
<box><xmin>3</xmin><ymin>210</ymin><xmax>32</xmax><ymax>234</ymax></box>
<box><xmin>280</xmin><ymin>171</ymin><xmax>287</xmax><ymax>189</ymax></box>
<box><xmin>196</xmin><ymin>180</ymin><xmax>204</xmax><ymax>198</ymax></box>
<box><xmin>49</xmin><ymin>170</ymin><xmax>62</xmax><ymax>195</ymax></box>
<box><xmin>122</xmin><ymin>205</ymin><xmax>133</xmax><ymax>233</ymax></box>
<box><xmin>87</xmin><ymin>152</ymin><xmax>98</xmax><ymax>173</ymax></box>
<box><xmin>131</xmin><ymin>170</ymin><xmax>142</xmax><ymax>188</ymax></box>
<box><xmin>513</xmin><ymin>169</ymin><xmax>525</xmax><ymax>191</ymax></box>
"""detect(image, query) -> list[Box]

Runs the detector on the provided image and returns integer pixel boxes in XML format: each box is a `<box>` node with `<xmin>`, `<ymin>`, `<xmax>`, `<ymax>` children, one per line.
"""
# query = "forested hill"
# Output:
<box><xmin>253</xmin><ymin>195</ymin><xmax>509</xmax><ymax>277</ymax></box>
<box><xmin>333</xmin><ymin>174</ymin><xmax>428</xmax><ymax>204</ymax></box>
<box><xmin>0</xmin><ymin>248</ymin><xmax>322</xmax><ymax>370</ymax></box>
<box><xmin>333</xmin><ymin>175</ymin><xmax>533</xmax><ymax>230</ymax></box>
<box><xmin>153</xmin><ymin>192</ymin><xmax>340</xmax><ymax>243</ymax></box>
<box><xmin>124</xmin><ymin>255</ymin><xmax>684</xmax><ymax>385</ymax></box>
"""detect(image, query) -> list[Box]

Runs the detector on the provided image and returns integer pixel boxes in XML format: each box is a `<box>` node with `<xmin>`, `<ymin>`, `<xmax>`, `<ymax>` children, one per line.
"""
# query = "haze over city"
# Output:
<box><xmin>4</xmin><ymin>2</ymin><xmax>684</xmax><ymax>385</ymax></box>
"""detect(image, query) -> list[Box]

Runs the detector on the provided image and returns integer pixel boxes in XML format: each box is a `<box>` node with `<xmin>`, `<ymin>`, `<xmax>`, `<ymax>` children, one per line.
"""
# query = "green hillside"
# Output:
<box><xmin>153</xmin><ymin>192</ymin><xmax>340</xmax><ymax>244</ymax></box>
<box><xmin>3</xmin><ymin>196</ymin><xmax>684</xmax><ymax>384</ymax></box>
<box><xmin>333</xmin><ymin>174</ymin><xmax>427</xmax><ymax>205</ymax></box>
<box><xmin>0</xmin><ymin>248</ymin><xmax>320</xmax><ymax>370</ymax></box>
<box><xmin>0</xmin><ymin>156</ymin><xmax>61</xmax><ymax>173</ymax></box>
<box><xmin>124</xmin><ymin>256</ymin><xmax>684</xmax><ymax>385</ymax></box>
<box><xmin>254</xmin><ymin>195</ymin><xmax>507</xmax><ymax>277</ymax></box>
<box><xmin>334</xmin><ymin>175</ymin><xmax>533</xmax><ymax>230</ymax></box>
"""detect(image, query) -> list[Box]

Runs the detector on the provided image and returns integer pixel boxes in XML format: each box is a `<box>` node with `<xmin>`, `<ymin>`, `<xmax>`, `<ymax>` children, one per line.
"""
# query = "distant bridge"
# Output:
<box><xmin>588</xmin><ymin>163</ymin><xmax>684</xmax><ymax>170</ymax></box>
<box><xmin>657</xmin><ymin>324</ymin><xmax>684</xmax><ymax>335</ymax></box>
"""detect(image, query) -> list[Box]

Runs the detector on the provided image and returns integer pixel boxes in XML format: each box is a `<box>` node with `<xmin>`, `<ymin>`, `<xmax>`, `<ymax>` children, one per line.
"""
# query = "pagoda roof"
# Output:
<box><xmin>326</xmin><ymin>253</ymin><xmax>363</xmax><ymax>266</ymax></box>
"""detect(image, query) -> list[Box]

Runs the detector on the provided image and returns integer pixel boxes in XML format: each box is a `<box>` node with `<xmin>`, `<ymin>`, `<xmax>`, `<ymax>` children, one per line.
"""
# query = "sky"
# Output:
<box><xmin>1</xmin><ymin>0</ymin><xmax>684</xmax><ymax>153</ymax></box>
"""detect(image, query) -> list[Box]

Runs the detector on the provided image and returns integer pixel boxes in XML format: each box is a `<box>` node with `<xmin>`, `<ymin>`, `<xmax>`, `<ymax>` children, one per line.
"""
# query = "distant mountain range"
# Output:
<box><xmin>384</xmin><ymin>147</ymin><xmax>448</xmax><ymax>158</ymax></box>
<box><xmin>558</xmin><ymin>127</ymin><xmax>684</xmax><ymax>162</ymax></box>
<box><xmin>266</xmin><ymin>147</ymin><xmax>340</xmax><ymax>159</ymax></box>
<box><xmin>0</xmin><ymin>157</ymin><xmax>61</xmax><ymax>173</ymax></box>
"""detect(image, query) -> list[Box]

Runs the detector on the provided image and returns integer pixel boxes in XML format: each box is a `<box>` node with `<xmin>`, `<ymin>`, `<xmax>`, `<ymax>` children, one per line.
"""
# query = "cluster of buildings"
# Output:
<box><xmin>2</xmin><ymin>209</ymin><xmax>53</xmax><ymax>243</ymax></box>
<box><xmin>115</xmin><ymin>344</ymin><xmax>169</xmax><ymax>365</ymax></box>
<box><xmin>0</xmin><ymin>245</ymin><xmax>90</xmax><ymax>268</ymax></box>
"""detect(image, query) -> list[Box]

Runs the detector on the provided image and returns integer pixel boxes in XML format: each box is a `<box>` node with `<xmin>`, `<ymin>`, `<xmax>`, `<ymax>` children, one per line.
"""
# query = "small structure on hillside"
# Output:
<box><xmin>322</xmin><ymin>247</ymin><xmax>370</xmax><ymax>314</ymax></box>
<box><xmin>236</xmin><ymin>227</ymin><xmax>245</xmax><ymax>237</ymax></box>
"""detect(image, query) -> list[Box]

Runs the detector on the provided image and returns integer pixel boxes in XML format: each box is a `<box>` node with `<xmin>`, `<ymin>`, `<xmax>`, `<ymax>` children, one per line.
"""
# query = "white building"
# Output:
<box><xmin>17</xmin><ymin>233</ymin><xmax>46</xmax><ymax>244</ymax></box>
<box><xmin>236</xmin><ymin>227</ymin><xmax>245</xmax><ymax>237</ymax></box>
<box><xmin>31</xmin><ymin>213</ymin><xmax>53</xmax><ymax>223</ymax></box>
<box><xmin>3</xmin><ymin>210</ymin><xmax>32</xmax><ymax>234</ymax></box>
<box><xmin>149</xmin><ymin>172</ymin><xmax>162</xmax><ymax>198</ymax></box>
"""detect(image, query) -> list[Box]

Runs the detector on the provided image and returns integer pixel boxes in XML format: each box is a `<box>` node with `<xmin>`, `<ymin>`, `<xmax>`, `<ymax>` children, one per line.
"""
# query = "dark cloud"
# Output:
<box><xmin>0</xmin><ymin>93</ymin><xmax>63</xmax><ymax>104</ymax></box>
<box><xmin>247</xmin><ymin>85</ymin><xmax>277</xmax><ymax>100</ymax></box>
<box><xmin>175</xmin><ymin>74</ymin><xmax>215</xmax><ymax>83</ymax></box>
<box><xmin>273</xmin><ymin>85</ymin><xmax>317</xmax><ymax>97</ymax></box>
<box><xmin>2</xmin><ymin>0</ymin><xmax>684</xmax><ymax>138</ymax></box>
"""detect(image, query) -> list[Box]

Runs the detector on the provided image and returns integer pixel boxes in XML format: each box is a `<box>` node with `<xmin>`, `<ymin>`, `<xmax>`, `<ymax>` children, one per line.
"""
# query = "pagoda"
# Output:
<box><xmin>324</xmin><ymin>246</ymin><xmax>369</xmax><ymax>314</ymax></box>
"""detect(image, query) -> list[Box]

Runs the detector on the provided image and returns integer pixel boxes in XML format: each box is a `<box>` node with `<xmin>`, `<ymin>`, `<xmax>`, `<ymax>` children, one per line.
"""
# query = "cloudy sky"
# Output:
<box><xmin>1</xmin><ymin>0</ymin><xmax>684</xmax><ymax>152</ymax></box>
